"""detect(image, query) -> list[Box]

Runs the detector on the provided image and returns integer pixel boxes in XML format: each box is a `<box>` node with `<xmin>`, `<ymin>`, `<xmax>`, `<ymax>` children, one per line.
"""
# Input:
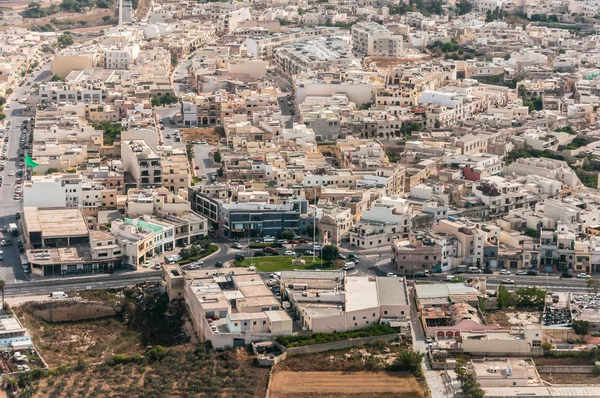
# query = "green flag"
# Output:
<box><xmin>25</xmin><ymin>155</ymin><xmax>38</xmax><ymax>168</ymax></box>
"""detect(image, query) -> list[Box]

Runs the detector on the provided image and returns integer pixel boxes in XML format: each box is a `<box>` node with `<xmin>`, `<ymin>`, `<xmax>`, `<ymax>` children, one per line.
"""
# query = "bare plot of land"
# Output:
<box><xmin>270</xmin><ymin>371</ymin><xmax>425</xmax><ymax>398</ymax></box>
<box><xmin>486</xmin><ymin>310</ymin><xmax>541</xmax><ymax>327</ymax></box>
<box><xmin>180</xmin><ymin>127</ymin><xmax>221</xmax><ymax>145</ymax></box>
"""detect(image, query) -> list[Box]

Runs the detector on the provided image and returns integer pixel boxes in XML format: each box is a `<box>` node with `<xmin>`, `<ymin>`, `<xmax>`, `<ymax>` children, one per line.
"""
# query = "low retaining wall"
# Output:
<box><xmin>29</xmin><ymin>301</ymin><xmax>121</xmax><ymax>322</ymax></box>
<box><xmin>537</xmin><ymin>365</ymin><xmax>595</xmax><ymax>374</ymax></box>
<box><xmin>284</xmin><ymin>334</ymin><xmax>398</xmax><ymax>357</ymax></box>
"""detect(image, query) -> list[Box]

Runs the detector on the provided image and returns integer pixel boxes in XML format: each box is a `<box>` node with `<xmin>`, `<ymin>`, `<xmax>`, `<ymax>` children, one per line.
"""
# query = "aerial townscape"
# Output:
<box><xmin>5</xmin><ymin>0</ymin><xmax>600</xmax><ymax>397</ymax></box>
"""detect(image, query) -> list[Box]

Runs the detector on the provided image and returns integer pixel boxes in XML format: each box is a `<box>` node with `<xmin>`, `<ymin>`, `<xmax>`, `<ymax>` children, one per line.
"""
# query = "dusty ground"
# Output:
<box><xmin>270</xmin><ymin>371</ymin><xmax>424</xmax><ymax>398</ymax></box>
<box><xmin>16</xmin><ymin>306</ymin><xmax>141</xmax><ymax>367</ymax></box>
<box><xmin>364</xmin><ymin>54</ymin><xmax>431</xmax><ymax>70</ymax></box>
<box><xmin>180</xmin><ymin>127</ymin><xmax>221</xmax><ymax>145</ymax></box>
<box><xmin>541</xmin><ymin>373</ymin><xmax>600</xmax><ymax>384</ymax></box>
<box><xmin>485</xmin><ymin>310</ymin><xmax>541</xmax><ymax>327</ymax></box>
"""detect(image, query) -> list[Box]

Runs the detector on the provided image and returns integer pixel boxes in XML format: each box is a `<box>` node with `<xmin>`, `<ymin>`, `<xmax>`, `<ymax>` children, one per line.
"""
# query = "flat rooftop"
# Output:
<box><xmin>416</xmin><ymin>283</ymin><xmax>479</xmax><ymax>299</ymax></box>
<box><xmin>376</xmin><ymin>276</ymin><xmax>408</xmax><ymax>307</ymax></box>
<box><xmin>24</xmin><ymin>207</ymin><xmax>89</xmax><ymax>238</ymax></box>
<box><xmin>345</xmin><ymin>276</ymin><xmax>379</xmax><ymax>312</ymax></box>
<box><xmin>472</xmin><ymin>358</ymin><xmax>539</xmax><ymax>382</ymax></box>
<box><xmin>0</xmin><ymin>316</ymin><xmax>24</xmax><ymax>332</ymax></box>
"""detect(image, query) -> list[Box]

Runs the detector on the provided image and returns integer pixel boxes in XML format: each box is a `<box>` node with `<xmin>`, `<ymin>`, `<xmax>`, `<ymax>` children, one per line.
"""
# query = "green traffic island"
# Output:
<box><xmin>235</xmin><ymin>256</ymin><xmax>339</xmax><ymax>272</ymax></box>
<box><xmin>177</xmin><ymin>244</ymin><xmax>219</xmax><ymax>265</ymax></box>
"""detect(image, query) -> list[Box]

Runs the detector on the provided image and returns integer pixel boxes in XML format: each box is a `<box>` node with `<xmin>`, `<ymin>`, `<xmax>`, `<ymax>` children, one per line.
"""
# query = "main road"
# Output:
<box><xmin>0</xmin><ymin>61</ymin><xmax>52</xmax><ymax>284</ymax></box>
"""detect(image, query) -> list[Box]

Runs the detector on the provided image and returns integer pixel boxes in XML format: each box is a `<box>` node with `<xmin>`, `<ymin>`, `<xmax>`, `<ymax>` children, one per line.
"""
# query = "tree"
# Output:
<box><xmin>434</xmin><ymin>120</ymin><xmax>441</xmax><ymax>129</ymax></box>
<box><xmin>321</xmin><ymin>244</ymin><xmax>339</xmax><ymax>264</ymax></box>
<box><xmin>497</xmin><ymin>284</ymin><xmax>510</xmax><ymax>309</ymax></box>
<box><xmin>57</xmin><ymin>32</ymin><xmax>74</xmax><ymax>48</ymax></box>
<box><xmin>0</xmin><ymin>97</ymin><xmax>5</xmax><ymax>106</ymax></box>
<box><xmin>217</xmin><ymin>167</ymin><xmax>224</xmax><ymax>177</ymax></box>
<box><xmin>587</xmin><ymin>278</ymin><xmax>600</xmax><ymax>295</ymax></box>
<box><xmin>151</xmin><ymin>97</ymin><xmax>160</xmax><ymax>107</ymax></box>
<box><xmin>390</xmin><ymin>351</ymin><xmax>424</xmax><ymax>377</ymax></box>
<box><xmin>213</xmin><ymin>151</ymin><xmax>221</xmax><ymax>164</ymax></box>
<box><xmin>0</xmin><ymin>280</ymin><xmax>5</xmax><ymax>310</ymax></box>
<box><xmin>572</xmin><ymin>320</ymin><xmax>591</xmax><ymax>335</ymax></box>
<box><xmin>280</xmin><ymin>230</ymin><xmax>295</xmax><ymax>240</ymax></box>
<box><xmin>306</xmin><ymin>223</ymin><xmax>319</xmax><ymax>237</ymax></box>
<box><xmin>455</xmin><ymin>0</ymin><xmax>473</xmax><ymax>15</ymax></box>
<box><xmin>515</xmin><ymin>286</ymin><xmax>545</xmax><ymax>309</ymax></box>
<box><xmin>50</xmin><ymin>74</ymin><xmax>64</xmax><ymax>82</ymax></box>
<box><xmin>6</xmin><ymin>377</ymin><xmax>17</xmax><ymax>394</ymax></box>
<box><xmin>171</xmin><ymin>54</ymin><xmax>178</xmax><ymax>67</ymax></box>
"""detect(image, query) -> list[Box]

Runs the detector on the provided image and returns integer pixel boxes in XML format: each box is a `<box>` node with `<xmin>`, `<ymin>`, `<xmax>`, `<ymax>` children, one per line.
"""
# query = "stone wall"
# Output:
<box><xmin>29</xmin><ymin>301</ymin><xmax>120</xmax><ymax>322</ymax></box>
<box><xmin>284</xmin><ymin>334</ymin><xmax>398</xmax><ymax>357</ymax></box>
<box><xmin>537</xmin><ymin>365</ymin><xmax>595</xmax><ymax>374</ymax></box>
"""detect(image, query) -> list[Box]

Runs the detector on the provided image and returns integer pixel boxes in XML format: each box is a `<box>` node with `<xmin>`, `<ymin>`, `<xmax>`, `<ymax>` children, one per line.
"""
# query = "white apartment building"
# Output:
<box><xmin>104</xmin><ymin>45</ymin><xmax>139</xmax><ymax>70</ymax></box>
<box><xmin>121</xmin><ymin>140</ymin><xmax>163</xmax><ymax>188</ymax></box>
<box><xmin>23</xmin><ymin>174</ymin><xmax>83</xmax><ymax>208</ymax></box>
<box><xmin>351</xmin><ymin>22</ymin><xmax>403</xmax><ymax>57</ymax></box>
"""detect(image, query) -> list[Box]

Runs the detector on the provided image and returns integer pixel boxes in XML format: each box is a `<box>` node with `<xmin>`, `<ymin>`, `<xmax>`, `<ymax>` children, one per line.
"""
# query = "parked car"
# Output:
<box><xmin>561</xmin><ymin>272</ymin><xmax>574</xmax><ymax>278</ymax></box>
<box><xmin>577</xmin><ymin>273</ymin><xmax>591</xmax><ymax>279</ymax></box>
<box><xmin>254</xmin><ymin>251</ymin><xmax>266</xmax><ymax>257</ymax></box>
<box><xmin>516</xmin><ymin>270</ymin><xmax>527</xmax><ymax>275</ymax></box>
<box><xmin>337</xmin><ymin>254</ymin><xmax>346</xmax><ymax>260</ymax></box>
<box><xmin>284</xmin><ymin>250</ymin><xmax>296</xmax><ymax>256</ymax></box>
<box><xmin>527</xmin><ymin>270</ymin><xmax>539</xmax><ymax>276</ymax></box>
<box><xmin>304</xmin><ymin>250</ymin><xmax>314</xmax><ymax>256</ymax></box>
<box><xmin>215</xmin><ymin>261</ymin><xmax>224</xmax><ymax>267</ymax></box>
<box><xmin>313</xmin><ymin>245</ymin><xmax>322</xmax><ymax>251</ymax></box>
<box><xmin>500</xmin><ymin>269</ymin><xmax>511</xmax><ymax>275</ymax></box>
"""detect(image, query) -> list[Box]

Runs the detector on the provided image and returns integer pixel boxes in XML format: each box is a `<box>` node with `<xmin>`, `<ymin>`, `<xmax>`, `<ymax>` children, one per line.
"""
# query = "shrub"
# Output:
<box><xmin>276</xmin><ymin>324</ymin><xmax>396</xmax><ymax>348</ymax></box>
<box><xmin>148</xmin><ymin>345</ymin><xmax>168</xmax><ymax>362</ymax></box>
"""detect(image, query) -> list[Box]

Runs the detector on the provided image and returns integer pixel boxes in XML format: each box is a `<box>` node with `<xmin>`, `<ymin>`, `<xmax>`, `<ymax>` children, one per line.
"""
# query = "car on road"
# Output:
<box><xmin>516</xmin><ymin>270</ymin><xmax>527</xmax><ymax>275</ymax></box>
<box><xmin>194</xmin><ymin>165</ymin><xmax>200</xmax><ymax>170</ymax></box>
<box><xmin>253</xmin><ymin>251</ymin><xmax>266</xmax><ymax>257</ymax></box>
<box><xmin>387</xmin><ymin>273</ymin><xmax>398</xmax><ymax>277</ymax></box>
<box><xmin>337</xmin><ymin>254</ymin><xmax>346</xmax><ymax>260</ymax></box>
<box><xmin>232</xmin><ymin>242</ymin><xmax>242</xmax><ymax>249</ymax></box>
<box><xmin>142</xmin><ymin>261</ymin><xmax>153</xmax><ymax>268</ymax></box>
<box><xmin>351</xmin><ymin>257</ymin><xmax>359</xmax><ymax>264</ymax></box>
<box><xmin>577</xmin><ymin>273</ymin><xmax>591</xmax><ymax>279</ymax></box>
<box><xmin>527</xmin><ymin>270</ymin><xmax>539</xmax><ymax>276</ymax></box>
<box><xmin>200</xmin><ymin>140</ymin><xmax>207</xmax><ymax>144</ymax></box>
<box><xmin>7</xmin><ymin>171</ymin><xmax>13</xmax><ymax>176</ymax></box>
<box><xmin>284</xmin><ymin>250</ymin><xmax>296</xmax><ymax>256</ymax></box>
<box><xmin>501</xmin><ymin>279</ymin><xmax>515</xmax><ymax>285</ymax></box>
<box><xmin>500</xmin><ymin>269</ymin><xmax>511</xmax><ymax>275</ymax></box>
<box><xmin>215</xmin><ymin>261</ymin><xmax>224</xmax><ymax>267</ymax></box>
<box><xmin>304</xmin><ymin>250</ymin><xmax>314</xmax><ymax>256</ymax></box>
<box><xmin>0</xmin><ymin>240</ymin><xmax>11</xmax><ymax>246</ymax></box>
<box><xmin>313</xmin><ymin>245</ymin><xmax>322</xmax><ymax>251</ymax></box>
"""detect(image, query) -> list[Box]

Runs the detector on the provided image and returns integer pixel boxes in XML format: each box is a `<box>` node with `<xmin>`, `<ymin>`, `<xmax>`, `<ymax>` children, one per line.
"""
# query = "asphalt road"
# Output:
<box><xmin>0</xmin><ymin>62</ymin><xmax>51</xmax><ymax>284</ymax></box>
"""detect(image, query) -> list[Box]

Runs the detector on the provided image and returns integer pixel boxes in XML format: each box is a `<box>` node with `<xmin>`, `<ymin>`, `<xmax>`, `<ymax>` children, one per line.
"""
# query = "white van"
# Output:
<box><xmin>20</xmin><ymin>254</ymin><xmax>29</xmax><ymax>273</ymax></box>
<box><xmin>342</xmin><ymin>262</ymin><xmax>355</xmax><ymax>271</ymax></box>
<box><xmin>263</xmin><ymin>237</ymin><xmax>274</xmax><ymax>243</ymax></box>
<box><xmin>468</xmin><ymin>266</ymin><xmax>481</xmax><ymax>274</ymax></box>
<box><xmin>50</xmin><ymin>292</ymin><xmax>68</xmax><ymax>299</ymax></box>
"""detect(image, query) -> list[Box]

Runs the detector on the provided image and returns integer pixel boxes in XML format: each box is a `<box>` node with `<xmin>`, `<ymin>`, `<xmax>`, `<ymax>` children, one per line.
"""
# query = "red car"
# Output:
<box><xmin>194</xmin><ymin>166</ymin><xmax>199</xmax><ymax>170</ymax></box>
<box><xmin>288</xmin><ymin>240</ymin><xmax>299</xmax><ymax>244</ymax></box>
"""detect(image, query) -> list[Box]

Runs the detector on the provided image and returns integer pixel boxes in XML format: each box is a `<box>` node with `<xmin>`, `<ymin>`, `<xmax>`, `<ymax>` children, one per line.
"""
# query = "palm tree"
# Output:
<box><xmin>0</xmin><ymin>280</ymin><xmax>6</xmax><ymax>310</ymax></box>
<box><xmin>6</xmin><ymin>377</ymin><xmax>17</xmax><ymax>394</ymax></box>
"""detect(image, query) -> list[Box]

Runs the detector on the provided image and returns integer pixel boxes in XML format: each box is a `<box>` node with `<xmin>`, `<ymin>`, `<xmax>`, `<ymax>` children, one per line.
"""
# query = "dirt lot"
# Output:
<box><xmin>15</xmin><ymin>287</ymin><xmax>270</xmax><ymax>398</ymax></box>
<box><xmin>270</xmin><ymin>371</ymin><xmax>424</xmax><ymax>398</ymax></box>
<box><xmin>541</xmin><ymin>372</ymin><xmax>600</xmax><ymax>384</ymax></box>
<box><xmin>16</xmin><ymin>307</ymin><xmax>141</xmax><ymax>368</ymax></box>
<box><xmin>180</xmin><ymin>127</ymin><xmax>221</xmax><ymax>145</ymax></box>
<box><xmin>485</xmin><ymin>310</ymin><xmax>541</xmax><ymax>327</ymax></box>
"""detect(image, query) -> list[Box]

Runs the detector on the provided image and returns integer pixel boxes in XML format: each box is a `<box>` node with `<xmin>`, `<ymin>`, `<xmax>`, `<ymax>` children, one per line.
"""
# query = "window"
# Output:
<box><xmin>253</xmin><ymin>321</ymin><xmax>256</xmax><ymax>326</ymax></box>
<box><xmin>384</xmin><ymin>311</ymin><xmax>388</xmax><ymax>315</ymax></box>
<box><xmin>234</xmin><ymin>323</ymin><xmax>238</xmax><ymax>327</ymax></box>
<box><xmin>373</xmin><ymin>313</ymin><xmax>375</xmax><ymax>317</ymax></box>
<box><xmin>401</xmin><ymin>311</ymin><xmax>404</xmax><ymax>315</ymax></box>
<box><xmin>353</xmin><ymin>316</ymin><xmax>356</xmax><ymax>320</ymax></box>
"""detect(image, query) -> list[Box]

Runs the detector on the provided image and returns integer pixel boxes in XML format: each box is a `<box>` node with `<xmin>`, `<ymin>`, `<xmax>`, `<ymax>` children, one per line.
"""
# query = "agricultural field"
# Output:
<box><xmin>12</xmin><ymin>286</ymin><xmax>269</xmax><ymax>397</ymax></box>
<box><xmin>271</xmin><ymin>338</ymin><xmax>426</xmax><ymax>398</ymax></box>
<box><xmin>270</xmin><ymin>371</ymin><xmax>424</xmax><ymax>398</ymax></box>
